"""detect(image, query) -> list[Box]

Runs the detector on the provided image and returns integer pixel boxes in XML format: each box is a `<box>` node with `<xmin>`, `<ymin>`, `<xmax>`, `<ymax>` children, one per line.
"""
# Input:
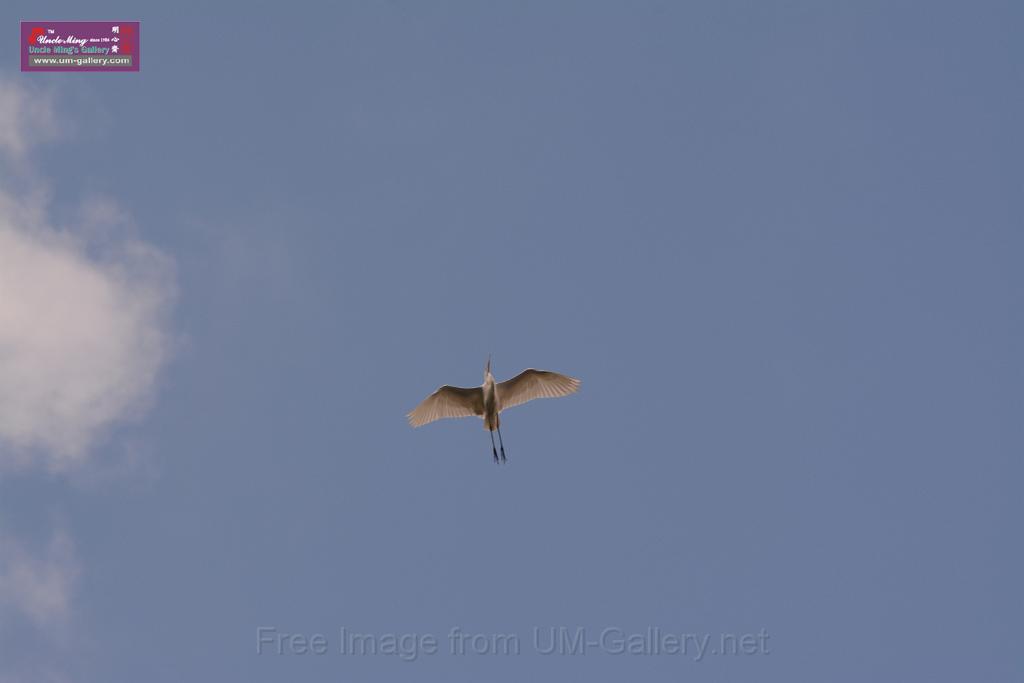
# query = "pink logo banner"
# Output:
<box><xmin>21</xmin><ymin>21</ymin><xmax>140</xmax><ymax>72</ymax></box>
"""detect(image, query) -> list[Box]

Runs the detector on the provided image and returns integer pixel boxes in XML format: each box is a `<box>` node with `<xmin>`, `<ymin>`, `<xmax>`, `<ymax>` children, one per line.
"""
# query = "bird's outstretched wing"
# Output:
<box><xmin>407</xmin><ymin>385</ymin><xmax>484</xmax><ymax>427</ymax></box>
<box><xmin>497</xmin><ymin>369</ymin><xmax>580</xmax><ymax>411</ymax></box>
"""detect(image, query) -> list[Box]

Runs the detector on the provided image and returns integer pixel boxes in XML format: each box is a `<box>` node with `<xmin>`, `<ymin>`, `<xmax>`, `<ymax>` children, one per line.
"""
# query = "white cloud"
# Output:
<box><xmin>0</xmin><ymin>77</ymin><xmax>174</xmax><ymax>683</ymax></box>
<box><xmin>0</xmin><ymin>213</ymin><xmax>175</xmax><ymax>466</ymax></box>
<box><xmin>0</xmin><ymin>78</ymin><xmax>175</xmax><ymax>470</ymax></box>
<box><xmin>0</xmin><ymin>79</ymin><xmax>58</xmax><ymax>160</ymax></box>
<box><xmin>0</xmin><ymin>529</ymin><xmax>78</xmax><ymax>629</ymax></box>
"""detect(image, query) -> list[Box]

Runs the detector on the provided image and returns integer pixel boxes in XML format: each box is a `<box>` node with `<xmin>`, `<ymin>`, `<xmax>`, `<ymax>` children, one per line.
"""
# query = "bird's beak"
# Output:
<box><xmin>486</xmin><ymin>355</ymin><xmax>491</xmax><ymax>373</ymax></box>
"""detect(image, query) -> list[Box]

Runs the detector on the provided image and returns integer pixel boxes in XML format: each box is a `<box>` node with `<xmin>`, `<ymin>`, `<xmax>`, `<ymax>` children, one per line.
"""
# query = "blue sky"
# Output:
<box><xmin>0</xmin><ymin>2</ymin><xmax>1021</xmax><ymax>681</ymax></box>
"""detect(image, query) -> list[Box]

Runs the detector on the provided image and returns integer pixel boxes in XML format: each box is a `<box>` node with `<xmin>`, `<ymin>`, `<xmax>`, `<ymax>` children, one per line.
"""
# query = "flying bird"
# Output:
<box><xmin>408</xmin><ymin>357</ymin><xmax>580</xmax><ymax>463</ymax></box>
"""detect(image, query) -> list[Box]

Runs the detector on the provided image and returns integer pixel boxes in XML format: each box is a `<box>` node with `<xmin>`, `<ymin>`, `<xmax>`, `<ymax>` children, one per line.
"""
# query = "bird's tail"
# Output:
<box><xmin>484</xmin><ymin>413</ymin><xmax>500</xmax><ymax>431</ymax></box>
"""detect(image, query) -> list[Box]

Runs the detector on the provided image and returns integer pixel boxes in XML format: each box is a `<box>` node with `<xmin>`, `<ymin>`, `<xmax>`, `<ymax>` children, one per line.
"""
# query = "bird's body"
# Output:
<box><xmin>481</xmin><ymin>369</ymin><xmax>498</xmax><ymax>431</ymax></box>
<box><xmin>408</xmin><ymin>357</ymin><xmax>580</xmax><ymax>463</ymax></box>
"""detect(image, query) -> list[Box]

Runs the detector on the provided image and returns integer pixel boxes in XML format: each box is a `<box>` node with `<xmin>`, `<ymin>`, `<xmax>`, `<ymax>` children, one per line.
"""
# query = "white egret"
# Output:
<box><xmin>407</xmin><ymin>356</ymin><xmax>580</xmax><ymax>463</ymax></box>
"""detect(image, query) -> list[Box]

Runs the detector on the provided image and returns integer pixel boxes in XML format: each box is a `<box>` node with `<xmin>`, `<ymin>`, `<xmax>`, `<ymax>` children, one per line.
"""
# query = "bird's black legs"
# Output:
<box><xmin>488</xmin><ymin>428</ymin><xmax>506</xmax><ymax>464</ymax></box>
<box><xmin>496</xmin><ymin>425</ymin><xmax>507</xmax><ymax>463</ymax></box>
